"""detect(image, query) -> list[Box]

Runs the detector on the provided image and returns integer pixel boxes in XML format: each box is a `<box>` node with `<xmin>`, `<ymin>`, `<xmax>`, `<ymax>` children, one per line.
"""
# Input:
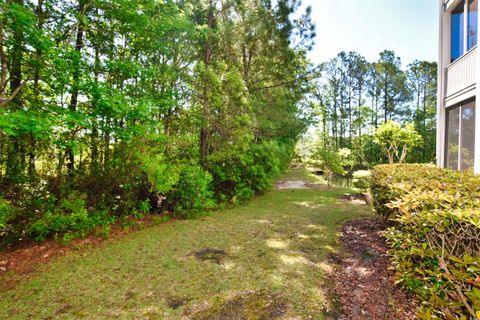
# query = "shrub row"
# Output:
<box><xmin>371</xmin><ymin>164</ymin><xmax>480</xmax><ymax>319</ymax></box>
<box><xmin>0</xmin><ymin>140</ymin><xmax>291</xmax><ymax>247</ymax></box>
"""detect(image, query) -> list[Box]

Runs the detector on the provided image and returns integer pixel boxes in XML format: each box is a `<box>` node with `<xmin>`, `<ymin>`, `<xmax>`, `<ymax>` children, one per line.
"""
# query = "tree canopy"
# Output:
<box><xmin>0</xmin><ymin>0</ymin><xmax>316</xmax><ymax>244</ymax></box>
<box><xmin>306</xmin><ymin>50</ymin><xmax>436</xmax><ymax>168</ymax></box>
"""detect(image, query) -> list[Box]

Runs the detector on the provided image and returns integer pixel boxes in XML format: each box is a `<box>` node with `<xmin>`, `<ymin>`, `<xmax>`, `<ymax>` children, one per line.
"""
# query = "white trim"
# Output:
<box><xmin>464</xmin><ymin>0</ymin><xmax>469</xmax><ymax>53</ymax></box>
<box><xmin>475</xmin><ymin>0</ymin><xmax>480</xmax><ymax>173</ymax></box>
<box><xmin>438</xmin><ymin>0</ymin><xmax>448</xmax><ymax>167</ymax></box>
<box><xmin>458</xmin><ymin>106</ymin><xmax>463</xmax><ymax>168</ymax></box>
<box><xmin>445</xmin><ymin>84</ymin><xmax>476</xmax><ymax>106</ymax></box>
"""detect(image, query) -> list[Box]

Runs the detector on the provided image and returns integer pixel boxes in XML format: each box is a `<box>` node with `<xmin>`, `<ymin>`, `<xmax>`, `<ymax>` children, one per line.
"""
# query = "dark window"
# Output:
<box><xmin>461</xmin><ymin>101</ymin><xmax>476</xmax><ymax>170</ymax></box>
<box><xmin>446</xmin><ymin>99</ymin><xmax>476</xmax><ymax>172</ymax></box>
<box><xmin>452</xmin><ymin>0</ymin><xmax>466</xmax><ymax>62</ymax></box>
<box><xmin>447</xmin><ymin>106</ymin><xmax>460</xmax><ymax>170</ymax></box>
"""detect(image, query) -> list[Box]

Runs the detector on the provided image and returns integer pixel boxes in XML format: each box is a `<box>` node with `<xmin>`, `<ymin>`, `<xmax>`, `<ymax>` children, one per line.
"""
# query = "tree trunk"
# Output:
<box><xmin>66</xmin><ymin>0</ymin><xmax>86</xmax><ymax>178</ymax></box>
<box><xmin>27</xmin><ymin>0</ymin><xmax>45</xmax><ymax>178</ymax></box>
<box><xmin>9</xmin><ymin>0</ymin><xmax>23</xmax><ymax>106</ymax></box>
<box><xmin>0</xmin><ymin>16</ymin><xmax>8</xmax><ymax>100</ymax></box>
<box><xmin>383</xmin><ymin>81</ymin><xmax>388</xmax><ymax>123</ymax></box>
<box><xmin>5</xmin><ymin>0</ymin><xmax>25</xmax><ymax>181</ymax></box>
<box><xmin>199</xmin><ymin>3</ymin><xmax>214</xmax><ymax>167</ymax></box>
<box><xmin>422</xmin><ymin>84</ymin><xmax>427</xmax><ymax>162</ymax></box>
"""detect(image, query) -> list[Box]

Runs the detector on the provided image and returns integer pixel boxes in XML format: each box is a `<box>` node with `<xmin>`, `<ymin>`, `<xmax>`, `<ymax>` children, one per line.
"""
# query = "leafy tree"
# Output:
<box><xmin>0</xmin><ymin>0</ymin><xmax>316</xmax><ymax>245</ymax></box>
<box><xmin>313</xmin><ymin>147</ymin><xmax>345</xmax><ymax>186</ymax></box>
<box><xmin>375</xmin><ymin>50</ymin><xmax>410</xmax><ymax>123</ymax></box>
<box><xmin>373</xmin><ymin>121</ymin><xmax>422</xmax><ymax>164</ymax></box>
<box><xmin>314</xmin><ymin>50</ymin><xmax>436</xmax><ymax>168</ymax></box>
<box><xmin>407</xmin><ymin>60</ymin><xmax>437</xmax><ymax>163</ymax></box>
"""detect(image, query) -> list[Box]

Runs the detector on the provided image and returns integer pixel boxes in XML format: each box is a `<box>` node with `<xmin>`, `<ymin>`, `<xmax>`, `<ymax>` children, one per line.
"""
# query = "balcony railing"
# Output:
<box><xmin>445</xmin><ymin>47</ymin><xmax>477</xmax><ymax>98</ymax></box>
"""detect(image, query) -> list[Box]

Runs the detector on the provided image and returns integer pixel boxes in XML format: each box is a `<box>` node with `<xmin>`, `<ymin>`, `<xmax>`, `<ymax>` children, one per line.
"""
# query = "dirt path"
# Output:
<box><xmin>0</xmin><ymin>171</ymin><xmax>415</xmax><ymax>319</ymax></box>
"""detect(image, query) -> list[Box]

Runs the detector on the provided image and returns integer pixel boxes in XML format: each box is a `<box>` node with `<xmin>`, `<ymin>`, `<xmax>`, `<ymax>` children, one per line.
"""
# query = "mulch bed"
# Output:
<box><xmin>332</xmin><ymin>217</ymin><xmax>419</xmax><ymax>319</ymax></box>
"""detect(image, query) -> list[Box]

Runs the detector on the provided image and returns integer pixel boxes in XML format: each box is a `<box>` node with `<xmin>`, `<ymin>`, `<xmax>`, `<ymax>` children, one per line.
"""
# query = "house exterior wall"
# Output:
<box><xmin>437</xmin><ymin>0</ymin><xmax>480</xmax><ymax>173</ymax></box>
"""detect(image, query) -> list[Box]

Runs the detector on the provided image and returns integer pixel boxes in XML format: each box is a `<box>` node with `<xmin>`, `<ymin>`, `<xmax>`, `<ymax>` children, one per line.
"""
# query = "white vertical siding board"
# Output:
<box><xmin>446</xmin><ymin>47</ymin><xmax>477</xmax><ymax>98</ymax></box>
<box><xmin>475</xmin><ymin>2</ymin><xmax>480</xmax><ymax>173</ymax></box>
<box><xmin>438</xmin><ymin>0</ymin><xmax>448</xmax><ymax>167</ymax></box>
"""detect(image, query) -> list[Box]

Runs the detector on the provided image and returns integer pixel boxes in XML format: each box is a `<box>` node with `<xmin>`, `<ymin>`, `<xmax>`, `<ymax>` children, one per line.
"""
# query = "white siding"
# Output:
<box><xmin>445</xmin><ymin>47</ymin><xmax>477</xmax><ymax>98</ymax></box>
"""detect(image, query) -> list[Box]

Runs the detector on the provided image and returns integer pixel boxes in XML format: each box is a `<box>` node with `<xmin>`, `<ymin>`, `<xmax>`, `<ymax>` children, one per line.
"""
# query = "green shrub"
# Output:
<box><xmin>371</xmin><ymin>164</ymin><xmax>480</xmax><ymax>318</ymax></box>
<box><xmin>142</xmin><ymin>154</ymin><xmax>180</xmax><ymax>194</ymax></box>
<box><xmin>209</xmin><ymin>140</ymin><xmax>288</xmax><ymax>202</ymax></box>
<box><xmin>371</xmin><ymin>164</ymin><xmax>480</xmax><ymax>218</ymax></box>
<box><xmin>29</xmin><ymin>193</ymin><xmax>115</xmax><ymax>242</ymax></box>
<box><xmin>0</xmin><ymin>197</ymin><xmax>15</xmax><ymax>234</ymax></box>
<box><xmin>352</xmin><ymin>170</ymin><xmax>371</xmax><ymax>193</ymax></box>
<box><xmin>385</xmin><ymin>208</ymin><xmax>480</xmax><ymax>319</ymax></box>
<box><xmin>166</xmin><ymin>165</ymin><xmax>215</xmax><ymax>218</ymax></box>
<box><xmin>313</xmin><ymin>148</ymin><xmax>345</xmax><ymax>185</ymax></box>
<box><xmin>243</xmin><ymin>141</ymin><xmax>283</xmax><ymax>192</ymax></box>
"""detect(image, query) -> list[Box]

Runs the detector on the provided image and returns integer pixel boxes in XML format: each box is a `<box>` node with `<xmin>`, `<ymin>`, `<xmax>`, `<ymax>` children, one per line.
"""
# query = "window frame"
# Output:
<box><xmin>450</xmin><ymin>0</ymin><xmax>478</xmax><ymax>62</ymax></box>
<box><xmin>445</xmin><ymin>98</ymin><xmax>476</xmax><ymax>171</ymax></box>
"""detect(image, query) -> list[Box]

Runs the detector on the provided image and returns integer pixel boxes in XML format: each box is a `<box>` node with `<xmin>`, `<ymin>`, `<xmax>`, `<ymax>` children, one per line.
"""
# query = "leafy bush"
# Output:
<box><xmin>352</xmin><ymin>170</ymin><xmax>371</xmax><ymax>193</ymax></box>
<box><xmin>0</xmin><ymin>136</ymin><xmax>295</xmax><ymax>245</ymax></box>
<box><xmin>371</xmin><ymin>164</ymin><xmax>480</xmax><ymax>318</ymax></box>
<box><xmin>243</xmin><ymin>141</ymin><xmax>284</xmax><ymax>192</ymax></box>
<box><xmin>209</xmin><ymin>140</ymin><xmax>288</xmax><ymax>202</ymax></box>
<box><xmin>313</xmin><ymin>148</ymin><xmax>345</xmax><ymax>185</ymax></box>
<box><xmin>142</xmin><ymin>154</ymin><xmax>180</xmax><ymax>195</ymax></box>
<box><xmin>371</xmin><ymin>164</ymin><xmax>480</xmax><ymax>218</ymax></box>
<box><xmin>166</xmin><ymin>165</ymin><xmax>215</xmax><ymax>218</ymax></box>
<box><xmin>0</xmin><ymin>197</ymin><xmax>15</xmax><ymax>234</ymax></box>
<box><xmin>29</xmin><ymin>193</ymin><xmax>115</xmax><ymax>242</ymax></box>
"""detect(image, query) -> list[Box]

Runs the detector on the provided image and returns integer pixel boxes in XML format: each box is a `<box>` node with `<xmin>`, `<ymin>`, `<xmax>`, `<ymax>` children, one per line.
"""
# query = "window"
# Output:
<box><xmin>446</xmin><ymin>99</ymin><xmax>476</xmax><ymax>171</ymax></box>
<box><xmin>451</xmin><ymin>0</ymin><xmax>478</xmax><ymax>62</ymax></box>
<box><xmin>452</xmin><ymin>1</ymin><xmax>465</xmax><ymax>62</ymax></box>
<box><xmin>447</xmin><ymin>106</ymin><xmax>460</xmax><ymax>169</ymax></box>
<box><xmin>469</xmin><ymin>0</ymin><xmax>478</xmax><ymax>50</ymax></box>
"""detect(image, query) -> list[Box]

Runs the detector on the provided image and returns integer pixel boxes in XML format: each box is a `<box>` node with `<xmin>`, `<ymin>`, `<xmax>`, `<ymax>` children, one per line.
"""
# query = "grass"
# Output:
<box><xmin>0</xmin><ymin>170</ymin><xmax>373</xmax><ymax>319</ymax></box>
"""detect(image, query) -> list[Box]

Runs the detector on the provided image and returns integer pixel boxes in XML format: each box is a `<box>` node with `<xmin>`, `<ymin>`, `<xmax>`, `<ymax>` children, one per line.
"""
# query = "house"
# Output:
<box><xmin>437</xmin><ymin>0</ymin><xmax>478</xmax><ymax>172</ymax></box>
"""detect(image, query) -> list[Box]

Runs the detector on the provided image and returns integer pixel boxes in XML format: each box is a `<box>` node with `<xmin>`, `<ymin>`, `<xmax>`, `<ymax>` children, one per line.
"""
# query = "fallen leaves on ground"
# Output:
<box><xmin>332</xmin><ymin>217</ymin><xmax>418</xmax><ymax>320</ymax></box>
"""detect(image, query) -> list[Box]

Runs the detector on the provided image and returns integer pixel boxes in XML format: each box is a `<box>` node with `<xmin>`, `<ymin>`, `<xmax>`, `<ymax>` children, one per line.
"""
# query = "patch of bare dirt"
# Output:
<box><xmin>185</xmin><ymin>248</ymin><xmax>228</xmax><ymax>264</ymax></box>
<box><xmin>167</xmin><ymin>295</ymin><xmax>192</xmax><ymax>310</ymax></box>
<box><xmin>276</xmin><ymin>180</ymin><xmax>329</xmax><ymax>190</ymax></box>
<box><xmin>339</xmin><ymin>194</ymin><xmax>367</xmax><ymax>205</ymax></box>
<box><xmin>332</xmin><ymin>218</ymin><xmax>418</xmax><ymax>320</ymax></box>
<box><xmin>188</xmin><ymin>291</ymin><xmax>290</xmax><ymax>320</ymax></box>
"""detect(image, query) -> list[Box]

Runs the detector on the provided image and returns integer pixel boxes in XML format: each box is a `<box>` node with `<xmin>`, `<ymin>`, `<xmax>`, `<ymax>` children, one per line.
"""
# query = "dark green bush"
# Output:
<box><xmin>29</xmin><ymin>193</ymin><xmax>116</xmax><ymax>242</ymax></box>
<box><xmin>352</xmin><ymin>170</ymin><xmax>371</xmax><ymax>192</ymax></box>
<box><xmin>0</xmin><ymin>137</ymin><xmax>295</xmax><ymax>246</ymax></box>
<box><xmin>371</xmin><ymin>164</ymin><xmax>480</xmax><ymax>318</ymax></box>
<box><xmin>166</xmin><ymin>165</ymin><xmax>215</xmax><ymax>218</ymax></box>
<box><xmin>209</xmin><ymin>140</ymin><xmax>290</xmax><ymax>202</ymax></box>
<box><xmin>0</xmin><ymin>197</ymin><xmax>15</xmax><ymax>236</ymax></box>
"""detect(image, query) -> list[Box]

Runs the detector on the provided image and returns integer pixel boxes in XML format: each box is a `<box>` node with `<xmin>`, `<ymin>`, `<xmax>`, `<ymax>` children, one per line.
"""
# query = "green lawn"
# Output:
<box><xmin>0</xmin><ymin>170</ymin><xmax>372</xmax><ymax>319</ymax></box>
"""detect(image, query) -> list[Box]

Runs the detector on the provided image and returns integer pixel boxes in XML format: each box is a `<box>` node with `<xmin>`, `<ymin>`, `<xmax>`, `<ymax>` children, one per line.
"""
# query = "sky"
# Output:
<box><xmin>301</xmin><ymin>0</ymin><xmax>439</xmax><ymax>67</ymax></box>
